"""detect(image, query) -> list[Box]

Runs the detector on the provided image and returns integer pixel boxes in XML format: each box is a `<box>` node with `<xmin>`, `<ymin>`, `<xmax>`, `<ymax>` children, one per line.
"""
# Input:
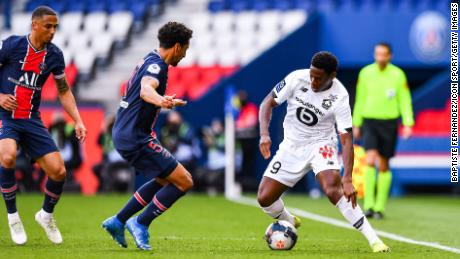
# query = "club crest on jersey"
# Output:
<box><xmin>321</xmin><ymin>94</ymin><xmax>338</xmax><ymax>110</ymax></box>
<box><xmin>147</xmin><ymin>64</ymin><xmax>161</xmax><ymax>74</ymax></box>
<box><xmin>275</xmin><ymin>80</ymin><xmax>286</xmax><ymax>93</ymax></box>
<box><xmin>319</xmin><ymin>145</ymin><xmax>334</xmax><ymax>159</ymax></box>
<box><xmin>39</xmin><ymin>62</ymin><xmax>46</xmax><ymax>73</ymax></box>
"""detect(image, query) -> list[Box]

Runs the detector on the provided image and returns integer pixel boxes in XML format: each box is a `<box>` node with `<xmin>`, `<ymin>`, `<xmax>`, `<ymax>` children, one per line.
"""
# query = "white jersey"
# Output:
<box><xmin>272</xmin><ymin>69</ymin><xmax>352</xmax><ymax>145</ymax></box>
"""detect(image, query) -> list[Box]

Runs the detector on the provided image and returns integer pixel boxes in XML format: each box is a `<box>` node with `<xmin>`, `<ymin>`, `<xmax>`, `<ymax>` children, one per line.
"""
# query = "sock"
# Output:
<box><xmin>364</xmin><ymin>166</ymin><xmax>376</xmax><ymax>211</ymax></box>
<box><xmin>137</xmin><ymin>184</ymin><xmax>185</xmax><ymax>227</ymax></box>
<box><xmin>261</xmin><ymin>199</ymin><xmax>295</xmax><ymax>225</ymax></box>
<box><xmin>336</xmin><ymin>196</ymin><xmax>381</xmax><ymax>245</ymax></box>
<box><xmin>116</xmin><ymin>179</ymin><xmax>163</xmax><ymax>224</ymax></box>
<box><xmin>42</xmin><ymin>178</ymin><xmax>65</xmax><ymax>213</ymax></box>
<box><xmin>0</xmin><ymin>167</ymin><xmax>17</xmax><ymax>214</ymax></box>
<box><xmin>374</xmin><ymin>171</ymin><xmax>392</xmax><ymax>212</ymax></box>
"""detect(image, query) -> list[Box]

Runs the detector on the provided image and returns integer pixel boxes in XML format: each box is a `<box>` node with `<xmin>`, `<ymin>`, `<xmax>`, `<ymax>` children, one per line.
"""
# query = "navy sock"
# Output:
<box><xmin>137</xmin><ymin>184</ymin><xmax>185</xmax><ymax>227</ymax></box>
<box><xmin>116</xmin><ymin>179</ymin><xmax>163</xmax><ymax>224</ymax></box>
<box><xmin>0</xmin><ymin>167</ymin><xmax>17</xmax><ymax>214</ymax></box>
<box><xmin>42</xmin><ymin>178</ymin><xmax>65</xmax><ymax>213</ymax></box>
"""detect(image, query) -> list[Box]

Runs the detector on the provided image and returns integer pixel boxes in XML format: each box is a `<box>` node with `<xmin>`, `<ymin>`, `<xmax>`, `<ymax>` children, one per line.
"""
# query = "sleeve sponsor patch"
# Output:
<box><xmin>275</xmin><ymin>79</ymin><xmax>286</xmax><ymax>93</ymax></box>
<box><xmin>147</xmin><ymin>63</ymin><xmax>161</xmax><ymax>74</ymax></box>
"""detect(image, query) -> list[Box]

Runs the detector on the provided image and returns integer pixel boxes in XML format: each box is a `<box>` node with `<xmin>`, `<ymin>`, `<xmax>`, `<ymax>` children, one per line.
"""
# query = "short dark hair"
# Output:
<box><xmin>31</xmin><ymin>6</ymin><xmax>57</xmax><ymax>20</ymax></box>
<box><xmin>157</xmin><ymin>21</ymin><xmax>193</xmax><ymax>49</ymax></box>
<box><xmin>311</xmin><ymin>51</ymin><xmax>338</xmax><ymax>74</ymax></box>
<box><xmin>376</xmin><ymin>42</ymin><xmax>392</xmax><ymax>54</ymax></box>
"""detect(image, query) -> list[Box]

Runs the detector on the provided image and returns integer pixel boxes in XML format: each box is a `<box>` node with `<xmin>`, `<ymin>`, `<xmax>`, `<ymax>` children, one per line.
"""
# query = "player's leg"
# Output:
<box><xmin>34</xmin><ymin>151</ymin><xmax>66</xmax><ymax>244</ymax></box>
<box><xmin>126</xmin><ymin>163</ymin><xmax>193</xmax><ymax>250</ymax></box>
<box><xmin>257</xmin><ymin>176</ymin><xmax>299</xmax><ymax>227</ymax></box>
<box><xmin>361</xmin><ymin>120</ymin><xmax>379</xmax><ymax>217</ymax></box>
<box><xmin>317</xmin><ymin>170</ymin><xmax>389</xmax><ymax>252</ymax></box>
<box><xmin>103</xmin><ymin>176</ymin><xmax>166</xmax><ymax>248</ymax></box>
<box><xmin>136</xmin><ymin>163</ymin><xmax>193</xmax><ymax>226</ymax></box>
<box><xmin>0</xmin><ymin>138</ymin><xmax>27</xmax><ymax>245</ymax></box>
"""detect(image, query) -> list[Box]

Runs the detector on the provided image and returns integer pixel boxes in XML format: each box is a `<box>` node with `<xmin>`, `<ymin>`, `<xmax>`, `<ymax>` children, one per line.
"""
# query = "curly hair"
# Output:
<box><xmin>311</xmin><ymin>51</ymin><xmax>338</xmax><ymax>74</ymax></box>
<box><xmin>32</xmin><ymin>6</ymin><xmax>57</xmax><ymax>20</ymax></box>
<box><xmin>157</xmin><ymin>21</ymin><xmax>193</xmax><ymax>49</ymax></box>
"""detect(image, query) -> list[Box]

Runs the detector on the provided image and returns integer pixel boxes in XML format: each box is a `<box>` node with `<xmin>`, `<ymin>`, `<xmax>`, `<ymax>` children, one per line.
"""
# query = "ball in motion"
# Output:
<box><xmin>264</xmin><ymin>220</ymin><xmax>298</xmax><ymax>250</ymax></box>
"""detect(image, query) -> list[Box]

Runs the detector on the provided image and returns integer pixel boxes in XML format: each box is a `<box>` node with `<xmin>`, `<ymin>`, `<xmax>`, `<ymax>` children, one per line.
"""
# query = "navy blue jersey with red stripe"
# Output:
<box><xmin>112</xmin><ymin>50</ymin><xmax>168</xmax><ymax>151</ymax></box>
<box><xmin>0</xmin><ymin>35</ymin><xmax>65</xmax><ymax>119</ymax></box>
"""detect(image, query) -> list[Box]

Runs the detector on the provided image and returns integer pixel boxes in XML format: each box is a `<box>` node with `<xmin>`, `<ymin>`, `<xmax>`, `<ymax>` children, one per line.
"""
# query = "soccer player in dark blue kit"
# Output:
<box><xmin>102</xmin><ymin>21</ymin><xmax>193</xmax><ymax>251</ymax></box>
<box><xmin>0</xmin><ymin>6</ymin><xmax>87</xmax><ymax>245</ymax></box>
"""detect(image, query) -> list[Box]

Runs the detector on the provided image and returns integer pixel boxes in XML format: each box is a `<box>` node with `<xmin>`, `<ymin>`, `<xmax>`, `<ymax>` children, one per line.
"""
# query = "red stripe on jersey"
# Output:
<box><xmin>22</xmin><ymin>45</ymin><xmax>46</xmax><ymax>74</ymax></box>
<box><xmin>13</xmin><ymin>86</ymin><xmax>34</xmax><ymax>119</ymax></box>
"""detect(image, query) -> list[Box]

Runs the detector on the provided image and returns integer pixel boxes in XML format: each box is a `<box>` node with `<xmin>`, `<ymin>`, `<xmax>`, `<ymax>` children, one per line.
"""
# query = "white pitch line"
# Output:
<box><xmin>230</xmin><ymin>196</ymin><xmax>460</xmax><ymax>254</ymax></box>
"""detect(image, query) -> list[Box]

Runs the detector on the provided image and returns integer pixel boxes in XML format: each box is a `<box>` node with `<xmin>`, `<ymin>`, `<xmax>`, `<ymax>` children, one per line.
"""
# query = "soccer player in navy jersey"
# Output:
<box><xmin>0</xmin><ymin>6</ymin><xmax>87</xmax><ymax>245</ymax></box>
<box><xmin>102</xmin><ymin>21</ymin><xmax>193</xmax><ymax>251</ymax></box>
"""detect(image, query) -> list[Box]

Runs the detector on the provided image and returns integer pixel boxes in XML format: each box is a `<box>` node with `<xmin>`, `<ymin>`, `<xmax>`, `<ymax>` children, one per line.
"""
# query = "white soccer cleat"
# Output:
<box><xmin>8</xmin><ymin>213</ymin><xmax>27</xmax><ymax>245</ymax></box>
<box><xmin>35</xmin><ymin>211</ymin><xmax>63</xmax><ymax>244</ymax></box>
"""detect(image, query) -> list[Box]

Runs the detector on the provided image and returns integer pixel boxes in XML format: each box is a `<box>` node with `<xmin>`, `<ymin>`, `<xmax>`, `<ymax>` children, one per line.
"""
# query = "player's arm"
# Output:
<box><xmin>397</xmin><ymin>71</ymin><xmax>414</xmax><ymax>139</ymax></box>
<box><xmin>259</xmin><ymin>91</ymin><xmax>278</xmax><ymax>159</ymax></box>
<box><xmin>55</xmin><ymin>76</ymin><xmax>87</xmax><ymax>143</ymax></box>
<box><xmin>140</xmin><ymin>76</ymin><xmax>186</xmax><ymax>109</ymax></box>
<box><xmin>352</xmin><ymin>70</ymin><xmax>366</xmax><ymax>139</ymax></box>
<box><xmin>339</xmin><ymin>130</ymin><xmax>357</xmax><ymax>208</ymax></box>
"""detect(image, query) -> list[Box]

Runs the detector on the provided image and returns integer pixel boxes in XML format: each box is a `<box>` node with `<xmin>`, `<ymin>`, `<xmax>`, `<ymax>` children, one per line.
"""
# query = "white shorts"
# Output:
<box><xmin>263</xmin><ymin>140</ymin><xmax>341</xmax><ymax>187</ymax></box>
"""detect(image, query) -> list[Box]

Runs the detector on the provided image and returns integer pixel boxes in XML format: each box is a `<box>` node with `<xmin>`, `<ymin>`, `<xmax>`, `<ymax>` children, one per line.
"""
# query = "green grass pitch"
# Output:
<box><xmin>0</xmin><ymin>194</ymin><xmax>459</xmax><ymax>258</ymax></box>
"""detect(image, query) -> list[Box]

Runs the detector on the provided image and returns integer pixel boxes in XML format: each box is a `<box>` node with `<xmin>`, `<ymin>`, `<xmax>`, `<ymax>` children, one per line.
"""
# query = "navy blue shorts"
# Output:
<box><xmin>117</xmin><ymin>139</ymin><xmax>178</xmax><ymax>179</ymax></box>
<box><xmin>0</xmin><ymin>118</ymin><xmax>58</xmax><ymax>159</ymax></box>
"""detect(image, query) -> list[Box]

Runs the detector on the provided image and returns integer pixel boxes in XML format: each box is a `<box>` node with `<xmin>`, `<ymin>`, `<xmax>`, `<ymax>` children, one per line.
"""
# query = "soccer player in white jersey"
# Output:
<box><xmin>257</xmin><ymin>51</ymin><xmax>390</xmax><ymax>253</ymax></box>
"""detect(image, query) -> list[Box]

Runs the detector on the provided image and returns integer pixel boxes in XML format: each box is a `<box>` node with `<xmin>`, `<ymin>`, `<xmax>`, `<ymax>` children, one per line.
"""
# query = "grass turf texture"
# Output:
<box><xmin>0</xmin><ymin>194</ymin><xmax>458</xmax><ymax>258</ymax></box>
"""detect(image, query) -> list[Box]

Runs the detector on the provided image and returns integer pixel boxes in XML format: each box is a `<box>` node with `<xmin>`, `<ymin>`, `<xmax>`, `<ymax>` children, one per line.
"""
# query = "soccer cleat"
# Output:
<box><xmin>102</xmin><ymin>216</ymin><xmax>127</xmax><ymax>248</ymax></box>
<box><xmin>364</xmin><ymin>209</ymin><xmax>374</xmax><ymax>218</ymax></box>
<box><xmin>126</xmin><ymin>217</ymin><xmax>151</xmax><ymax>251</ymax></box>
<box><xmin>374</xmin><ymin>212</ymin><xmax>384</xmax><ymax>220</ymax></box>
<box><xmin>8</xmin><ymin>213</ymin><xmax>27</xmax><ymax>245</ymax></box>
<box><xmin>293</xmin><ymin>216</ymin><xmax>301</xmax><ymax>228</ymax></box>
<box><xmin>35</xmin><ymin>211</ymin><xmax>63</xmax><ymax>244</ymax></box>
<box><xmin>372</xmin><ymin>242</ymin><xmax>391</xmax><ymax>253</ymax></box>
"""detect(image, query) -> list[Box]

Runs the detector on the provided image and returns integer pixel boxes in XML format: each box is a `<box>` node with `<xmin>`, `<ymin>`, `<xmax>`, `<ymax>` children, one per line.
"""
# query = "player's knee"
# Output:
<box><xmin>0</xmin><ymin>153</ymin><xmax>16</xmax><ymax>168</ymax></box>
<box><xmin>257</xmin><ymin>193</ymin><xmax>274</xmax><ymax>208</ymax></box>
<box><xmin>177</xmin><ymin>173</ymin><xmax>194</xmax><ymax>192</ymax></box>
<box><xmin>324</xmin><ymin>185</ymin><xmax>342</xmax><ymax>202</ymax></box>
<box><xmin>49</xmin><ymin>166</ymin><xmax>66</xmax><ymax>181</ymax></box>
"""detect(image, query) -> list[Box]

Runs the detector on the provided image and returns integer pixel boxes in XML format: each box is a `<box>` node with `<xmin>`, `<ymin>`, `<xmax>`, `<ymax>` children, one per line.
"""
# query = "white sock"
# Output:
<box><xmin>261</xmin><ymin>199</ymin><xmax>295</xmax><ymax>225</ymax></box>
<box><xmin>336</xmin><ymin>196</ymin><xmax>381</xmax><ymax>246</ymax></box>
<box><xmin>40</xmin><ymin>209</ymin><xmax>52</xmax><ymax>220</ymax></box>
<box><xmin>8</xmin><ymin>212</ymin><xmax>20</xmax><ymax>222</ymax></box>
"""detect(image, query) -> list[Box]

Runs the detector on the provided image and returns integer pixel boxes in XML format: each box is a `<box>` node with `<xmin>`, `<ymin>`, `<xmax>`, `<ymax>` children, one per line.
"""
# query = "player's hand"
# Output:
<box><xmin>342</xmin><ymin>179</ymin><xmax>357</xmax><ymax>208</ymax></box>
<box><xmin>161</xmin><ymin>95</ymin><xmax>175</xmax><ymax>109</ymax></box>
<box><xmin>259</xmin><ymin>134</ymin><xmax>272</xmax><ymax>159</ymax></box>
<box><xmin>402</xmin><ymin>126</ymin><xmax>412</xmax><ymax>139</ymax></box>
<box><xmin>75</xmin><ymin>122</ymin><xmax>87</xmax><ymax>143</ymax></box>
<box><xmin>352</xmin><ymin>126</ymin><xmax>361</xmax><ymax>140</ymax></box>
<box><xmin>0</xmin><ymin>94</ymin><xmax>18</xmax><ymax>111</ymax></box>
<box><xmin>173</xmin><ymin>98</ymin><xmax>187</xmax><ymax>107</ymax></box>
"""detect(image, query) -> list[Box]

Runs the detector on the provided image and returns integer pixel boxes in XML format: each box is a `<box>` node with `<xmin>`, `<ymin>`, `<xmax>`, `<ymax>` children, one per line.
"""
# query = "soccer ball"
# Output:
<box><xmin>264</xmin><ymin>220</ymin><xmax>298</xmax><ymax>250</ymax></box>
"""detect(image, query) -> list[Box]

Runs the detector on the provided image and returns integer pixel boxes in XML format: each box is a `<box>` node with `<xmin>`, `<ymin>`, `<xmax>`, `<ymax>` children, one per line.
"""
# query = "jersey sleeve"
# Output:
<box><xmin>396</xmin><ymin>70</ymin><xmax>414</xmax><ymax>127</ymax></box>
<box><xmin>0</xmin><ymin>37</ymin><xmax>11</xmax><ymax>66</ymax></box>
<box><xmin>335</xmin><ymin>94</ymin><xmax>353</xmax><ymax>134</ymax></box>
<box><xmin>142</xmin><ymin>60</ymin><xmax>164</xmax><ymax>83</ymax></box>
<box><xmin>52</xmin><ymin>49</ymin><xmax>66</xmax><ymax>79</ymax></box>
<box><xmin>272</xmin><ymin>71</ymin><xmax>297</xmax><ymax>105</ymax></box>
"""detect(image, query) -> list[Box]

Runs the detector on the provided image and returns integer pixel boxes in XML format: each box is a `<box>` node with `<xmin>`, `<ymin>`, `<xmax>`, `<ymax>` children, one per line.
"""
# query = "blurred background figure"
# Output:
<box><xmin>48</xmin><ymin>112</ymin><xmax>83</xmax><ymax>192</ymax></box>
<box><xmin>353</xmin><ymin>43</ymin><xmax>414</xmax><ymax>219</ymax></box>
<box><xmin>235</xmin><ymin>90</ymin><xmax>258</xmax><ymax>191</ymax></box>
<box><xmin>160</xmin><ymin>110</ymin><xmax>201</xmax><ymax>176</ymax></box>
<box><xmin>93</xmin><ymin>115</ymin><xmax>132</xmax><ymax>192</ymax></box>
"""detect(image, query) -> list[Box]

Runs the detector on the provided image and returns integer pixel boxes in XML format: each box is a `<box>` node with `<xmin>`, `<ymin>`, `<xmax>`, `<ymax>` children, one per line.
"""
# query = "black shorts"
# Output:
<box><xmin>117</xmin><ymin>139</ymin><xmax>178</xmax><ymax>179</ymax></box>
<box><xmin>361</xmin><ymin>118</ymin><xmax>398</xmax><ymax>159</ymax></box>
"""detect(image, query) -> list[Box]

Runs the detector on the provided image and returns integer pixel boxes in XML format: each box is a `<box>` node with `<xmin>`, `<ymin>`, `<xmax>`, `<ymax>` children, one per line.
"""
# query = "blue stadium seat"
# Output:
<box><xmin>292</xmin><ymin>0</ymin><xmax>316</xmax><ymax>12</ymax></box>
<box><xmin>273</xmin><ymin>0</ymin><xmax>293</xmax><ymax>11</ymax></box>
<box><xmin>230</xmin><ymin>0</ymin><xmax>249</xmax><ymax>12</ymax></box>
<box><xmin>208</xmin><ymin>0</ymin><xmax>226</xmax><ymax>13</ymax></box>
<box><xmin>25</xmin><ymin>0</ymin><xmax>46</xmax><ymax>12</ymax></box>
<box><xmin>86</xmin><ymin>1</ymin><xmax>106</xmax><ymax>13</ymax></box>
<box><xmin>66</xmin><ymin>1</ymin><xmax>86</xmax><ymax>13</ymax></box>
<box><xmin>252</xmin><ymin>0</ymin><xmax>272</xmax><ymax>11</ymax></box>
<box><xmin>107</xmin><ymin>1</ymin><xmax>128</xmax><ymax>14</ymax></box>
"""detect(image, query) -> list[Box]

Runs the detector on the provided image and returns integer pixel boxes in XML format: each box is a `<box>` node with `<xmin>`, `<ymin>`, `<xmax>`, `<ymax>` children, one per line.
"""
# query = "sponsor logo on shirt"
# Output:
<box><xmin>275</xmin><ymin>80</ymin><xmax>286</xmax><ymax>93</ymax></box>
<box><xmin>295</xmin><ymin>96</ymin><xmax>324</xmax><ymax>117</ymax></box>
<box><xmin>147</xmin><ymin>64</ymin><xmax>161</xmax><ymax>74</ymax></box>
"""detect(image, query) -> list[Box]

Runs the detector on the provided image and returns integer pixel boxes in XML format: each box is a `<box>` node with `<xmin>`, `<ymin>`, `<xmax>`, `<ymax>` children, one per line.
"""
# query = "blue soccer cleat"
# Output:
<box><xmin>126</xmin><ymin>217</ymin><xmax>151</xmax><ymax>251</ymax></box>
<box><xmin>102</xmin><ymin>216</ymin><xmax>127</xmax><ymax>248</ymax></box>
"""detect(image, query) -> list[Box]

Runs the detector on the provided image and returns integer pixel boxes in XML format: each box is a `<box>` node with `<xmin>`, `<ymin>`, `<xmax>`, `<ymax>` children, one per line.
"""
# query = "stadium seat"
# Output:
<box><xmin>73</xmin><ymin>49</ymin><xmax>96</xmax><ymax>75</ymax></box>
<box><xmin>212</xmin><ymin>12</ymin><xmax>235</xmax><ymax>34</ymax></box>
<box><xmin>59</xmin><ymin>12</ymin><xmax>84</xmax><ymax>36</ymax></box>
<box><xmin>235</xmin><ymin>12</ymin><xmax>257</xmax><ymax>34</ymax></box>
<box><xmin>91</xmin><ymin>32</ymin><xmax>114</xmax><ymax>59</ymax></box>
<box><xmin>108</xmin><ymin>12</ymin><xmax>133</xmax><ymax>42</ymax></box>
<box><xmin>12</xmin><ymin>13</ymin><xmax>31</xmax><ymax>35</ymax></box>
<box><xmin>51</xmin><ymin>33</ymin><xmax>66</xmax><ymax>49</ymax></box>
<box><xmin>196</xmin><ymin>49</ymin><xmax>219</xmax><ymax>67</ymax></box>
<box><xmin>83</xmin><ymin>12</ymin><xmax>108</xmax><ymax>36</ymax></box>
<box><xmin>218</xmin><ymin>49</ymin><xmax>240</xmax><ymax>66</ymax></box>
<box><xmin>67</xmin><ymin>33</ymin><xmax>90</xmax><ymax>52</ymax></box>
<box><xmin>280</xmin><ymin>10</ymin><xmax>307</xmax><ymax>34</ymax></box>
